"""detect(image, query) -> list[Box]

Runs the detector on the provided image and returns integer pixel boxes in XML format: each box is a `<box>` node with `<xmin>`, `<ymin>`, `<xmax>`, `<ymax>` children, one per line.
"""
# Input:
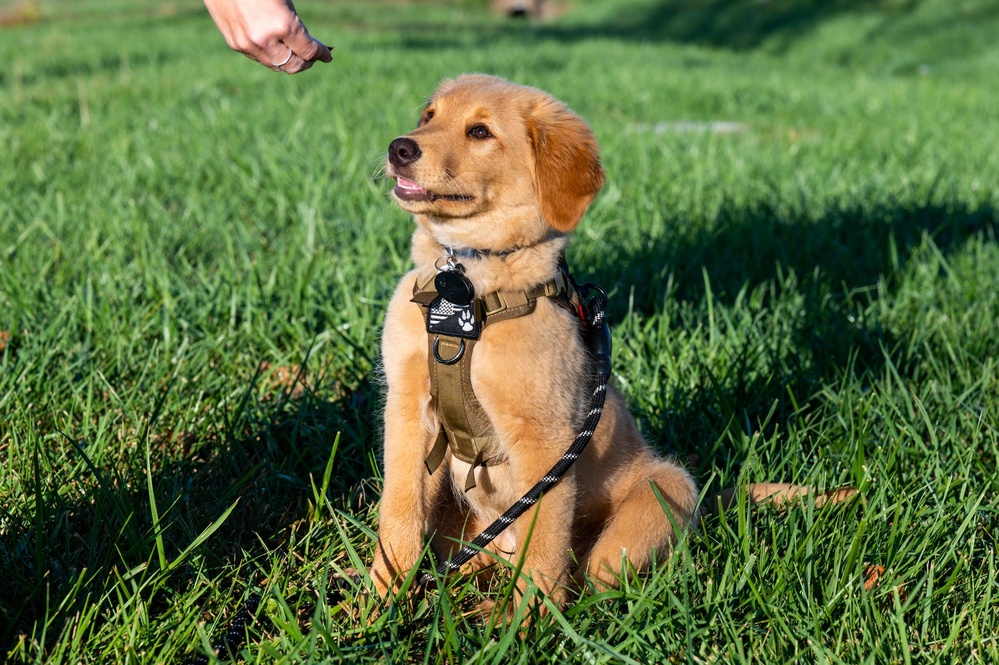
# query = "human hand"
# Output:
<box><xmin>203</xmin><ymin>0</ymin><xmax>332</xmax><ymax>74</ymax></box>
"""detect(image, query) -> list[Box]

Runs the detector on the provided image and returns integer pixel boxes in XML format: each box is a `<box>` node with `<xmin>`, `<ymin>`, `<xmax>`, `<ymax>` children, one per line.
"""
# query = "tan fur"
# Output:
<box><xmin>371</xmin><ymin>75</ymin><xmax>700</xmax><ymax>611</ymax></box>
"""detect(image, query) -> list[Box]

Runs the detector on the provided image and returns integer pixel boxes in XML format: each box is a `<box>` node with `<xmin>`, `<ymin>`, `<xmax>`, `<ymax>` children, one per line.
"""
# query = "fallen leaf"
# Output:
<box><xmin>260</xmin><ymin>362</ymin><xmax>310</xmax><ymax>399</ymax></box>
<box><xmin>863</xmin><ymin>564</ymin><xmax>885</xmax><ymax>591</ymax></box>
<box><xmin>717</xmin><ymin>484</ymin><xmax>858</xmax><ymax>510</ymax></box>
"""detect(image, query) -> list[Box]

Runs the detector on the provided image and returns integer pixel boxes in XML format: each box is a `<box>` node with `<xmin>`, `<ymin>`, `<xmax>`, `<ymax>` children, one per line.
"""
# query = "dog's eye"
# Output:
<box><xmin>468</xmin><ymin>125</ymin><xmax>492</xmax><ymax>140</ymax></box>
<box><xmin>421</xmin><ymin>110</ymin><xmax>434</xmax><ymax>125</ymax></box>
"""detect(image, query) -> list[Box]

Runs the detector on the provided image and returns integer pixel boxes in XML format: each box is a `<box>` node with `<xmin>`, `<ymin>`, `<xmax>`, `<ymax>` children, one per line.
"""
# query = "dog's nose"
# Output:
<box><xmin>388</xmin><ymin>137</ymin><xmax>422</xmax><ymax>168</ymax></box>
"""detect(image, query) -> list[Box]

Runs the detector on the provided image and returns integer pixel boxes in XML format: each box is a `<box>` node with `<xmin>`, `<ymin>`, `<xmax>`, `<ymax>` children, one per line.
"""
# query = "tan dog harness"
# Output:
<box><xmin>411</xmin><ymin>268</ymin><xmax>579</xmax><ymax>491</ymax></box>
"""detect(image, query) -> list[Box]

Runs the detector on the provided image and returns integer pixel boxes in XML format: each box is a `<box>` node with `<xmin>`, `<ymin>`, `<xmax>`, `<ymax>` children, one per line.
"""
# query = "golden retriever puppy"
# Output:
<box><xmin>373</xmin><ymin>74</ymin><xmax>699</xmax><ymax>611</ymax></box>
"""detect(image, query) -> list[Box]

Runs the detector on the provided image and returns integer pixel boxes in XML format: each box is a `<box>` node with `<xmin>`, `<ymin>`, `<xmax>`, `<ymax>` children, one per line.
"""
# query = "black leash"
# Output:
<box><xmin>420</xmin><ymin>282</ymin><xmax>611</xmax><ymax>585</ymax></box>
<box><xmin>183</xmin><ymin>595</ymin><xmax>259</xmax><ymax>665</ymax></box>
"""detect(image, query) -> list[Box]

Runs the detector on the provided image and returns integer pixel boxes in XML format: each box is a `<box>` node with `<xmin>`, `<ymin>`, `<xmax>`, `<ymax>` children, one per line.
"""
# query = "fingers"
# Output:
<box><xmin>203</xmin><ymin>0</ymin><xmax>332</xmax><ymax>74</ymax></box>
<box><xmin>269</xmin><ymin>18</ymin><xmax>331</xmax><ymax>73</ymax></box>
<box><xmin>264</xmin><ymin>29</ymin><xmax>329</xmax><ymax>74</ymax></box>
<box><xmin>270</xmin><ymin>48</ymin><xmax>315</xmax><ymax>75</ymax></box>
<box><xmin>264</xmin><ymin>44</ymin><xmax>320</xmax><ymax>75</ymax></box>
<box><xmin>262</xmin><ymin>42</ymin><xmax>331</xmax><ymax>75</ymax></box>
<box><xmin>283</xmin><ymin>20</ymin><xmax>332</xmax><ymax>64</ymax></box>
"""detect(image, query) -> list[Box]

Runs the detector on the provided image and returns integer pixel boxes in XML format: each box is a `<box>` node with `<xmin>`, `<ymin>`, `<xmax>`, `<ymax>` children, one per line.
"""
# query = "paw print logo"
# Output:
<box><xmin>458</xmin><ymin>308</ymin><xmax>474</xmax><ymax>332</ymax></box>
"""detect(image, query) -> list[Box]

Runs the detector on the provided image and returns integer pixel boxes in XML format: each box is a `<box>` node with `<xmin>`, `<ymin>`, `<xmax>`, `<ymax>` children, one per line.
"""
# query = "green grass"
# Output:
<box><xmin>1</xmin><ymin>0</ymin><xmax>997</xmax><ymax>662</ymax></box>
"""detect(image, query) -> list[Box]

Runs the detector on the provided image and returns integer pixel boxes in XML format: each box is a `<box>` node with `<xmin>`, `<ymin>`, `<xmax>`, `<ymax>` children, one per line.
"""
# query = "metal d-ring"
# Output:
<box><xmin>432</xmin><ymin>337</ymin><xmax>465</xmax><ymax>365</ymax></box>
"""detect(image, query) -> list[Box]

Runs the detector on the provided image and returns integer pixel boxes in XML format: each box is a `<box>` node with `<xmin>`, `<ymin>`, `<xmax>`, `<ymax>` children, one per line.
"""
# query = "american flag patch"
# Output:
<box><xmin>427</xmin><ymin>297</ymin><xmax>480</xmax><ymax>339</ymax></box>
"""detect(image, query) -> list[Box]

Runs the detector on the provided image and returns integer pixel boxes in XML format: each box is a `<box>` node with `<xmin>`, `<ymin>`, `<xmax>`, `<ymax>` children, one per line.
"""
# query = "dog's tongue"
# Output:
<box><xmin>394</xmin><ymin>177</ymin><xmax>428</xmax><ymax>197</ymax></box>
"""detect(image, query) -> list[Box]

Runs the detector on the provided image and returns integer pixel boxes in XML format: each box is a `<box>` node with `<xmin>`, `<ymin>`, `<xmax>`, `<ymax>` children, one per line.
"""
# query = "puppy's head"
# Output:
<box><xmin>386</xmin><ymin>75</ymin><xmax>604</xmax><ymax>250</ymax></box>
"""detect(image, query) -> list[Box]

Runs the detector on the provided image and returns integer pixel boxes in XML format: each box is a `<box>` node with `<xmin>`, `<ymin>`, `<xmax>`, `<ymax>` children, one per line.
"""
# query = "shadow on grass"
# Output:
<box><xmin>0</xmin><ymin>368</ymin><xmax>378</xmax><ymax>654</ymax></box>
<box><xmin>575</xmin><ymin>198</ymin><xmax>994</xmax><ymax>469</ymax></box>
<box><xmin>387</xmin><ymin>0</ymin><xmax>923</xmax><ymax>53</ymax></box>
<box><xmin>590</xmin><ymin>198</ymin><xmax>995</xmax><ymax>312</ymax></box>
<box><xmin>547</xmin><ymin>0</ymin><xmax>910</xmax><ymax>50</ymax></box>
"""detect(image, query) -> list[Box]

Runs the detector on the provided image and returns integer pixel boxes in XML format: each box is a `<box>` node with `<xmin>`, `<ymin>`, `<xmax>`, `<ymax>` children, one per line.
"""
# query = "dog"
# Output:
<box><xmin>369</xmin><ymin>74</ymin><xmax>701</xmax><ymax>614</ymax></box>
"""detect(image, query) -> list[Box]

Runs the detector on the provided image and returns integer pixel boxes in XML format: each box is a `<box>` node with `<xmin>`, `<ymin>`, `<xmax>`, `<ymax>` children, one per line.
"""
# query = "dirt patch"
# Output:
<box><xmin>0</xmin><ymin>2</ymin><xmax>40</xmax><ymax>28</ymax></box>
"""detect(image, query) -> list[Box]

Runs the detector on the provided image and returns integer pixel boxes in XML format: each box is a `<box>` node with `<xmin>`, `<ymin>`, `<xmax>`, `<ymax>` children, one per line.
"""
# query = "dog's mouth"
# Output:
<box><xmin>393</xmin><ymin>177</ymin><xmax>472</xmax><ymax>203</ymax></box>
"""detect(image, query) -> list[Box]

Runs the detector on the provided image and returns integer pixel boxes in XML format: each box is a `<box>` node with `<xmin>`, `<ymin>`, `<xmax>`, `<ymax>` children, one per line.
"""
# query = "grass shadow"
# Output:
<box><xmin>384</xmin><ymin>0</ymin><xmax>923</xmax><ymax>54</ymax></box>
<box><xmin>572</xmin><ymin>197</ymin><xmax>994</xmax><ymax>472</ymax></box>
<box><xmin>546</xmin><ymin>0</ymin><xmax>918</xmax><ymax>50</ymax></box>
<box><xmin>591</xmin><ymin>198</ymin><xmax>995</xmax><ymax>311</ymax></box>
<box><xmin>0</xmin><ymin>366</ymin><xmax>378</xmax><ymax>653</ymax></box>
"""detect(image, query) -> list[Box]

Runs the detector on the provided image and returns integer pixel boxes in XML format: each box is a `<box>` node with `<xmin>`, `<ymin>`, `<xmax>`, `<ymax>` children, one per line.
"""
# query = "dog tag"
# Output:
<box><xmin>435</xmin><ymin>270</ymin><xmax>475</xmax><ymax>305</ymax></box>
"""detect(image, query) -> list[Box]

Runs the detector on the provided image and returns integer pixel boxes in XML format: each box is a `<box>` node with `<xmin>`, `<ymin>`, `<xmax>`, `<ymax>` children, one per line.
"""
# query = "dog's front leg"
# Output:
<box><xmin>370</xmin><ymin>388</ymin><xmax>442</xmax><ymax>598</ymax></box>
<box><xmin>369</xmin><ymin>273</ymin><xmax>442</xmax><ymax>598</ymax></box>
<box><xmin>508</xmin><ymin>460</ymin><xmax>578</xmax><ymax>611</ymax></box>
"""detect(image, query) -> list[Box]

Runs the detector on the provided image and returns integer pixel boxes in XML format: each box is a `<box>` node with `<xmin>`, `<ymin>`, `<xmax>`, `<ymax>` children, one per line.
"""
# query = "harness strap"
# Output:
<box><xmin>425</xmin><ymin>335</ymin><xmax>494</xmax><ymax>491</ymax></box>
<box><xmin>412</xmin><ymin>268</ymin><xmax>579</xmax><ymax>490</ymax></box>
<box><xmin>412</xmin><ymin>270</ymin><xmax>575</xmax><ymax>314</ymax></box>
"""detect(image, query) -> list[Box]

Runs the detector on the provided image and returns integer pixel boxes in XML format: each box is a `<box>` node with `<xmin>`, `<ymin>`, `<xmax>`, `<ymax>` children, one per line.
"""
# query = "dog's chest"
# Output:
<box><xmin>448</xmin><ymin>454</ymin><xmax>519</xmax><ymax>515</ymax></box>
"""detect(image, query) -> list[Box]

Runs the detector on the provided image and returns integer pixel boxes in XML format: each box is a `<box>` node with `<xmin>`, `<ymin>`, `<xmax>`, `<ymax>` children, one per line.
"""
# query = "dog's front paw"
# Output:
<box><xmin>327</xmin><ymin>568</ymin><xmax>365</xmax><ymax>603</ymax></box>
<box><xmin>339</xmin><ymin>568</ymin><xmax>364</xmax><ymax>585</ymax></box>
<box><xmin>474</xmin><ymin>599</ymin><xmax>512</xmax><ymax>626</ymax></box>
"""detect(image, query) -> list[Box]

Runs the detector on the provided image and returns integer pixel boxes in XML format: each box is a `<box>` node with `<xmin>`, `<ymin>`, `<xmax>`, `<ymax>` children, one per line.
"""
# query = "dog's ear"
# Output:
<box><xmin>527</xmin><ymin>98</ymin><xmax>605</xmax><ymax>232</ymax></box>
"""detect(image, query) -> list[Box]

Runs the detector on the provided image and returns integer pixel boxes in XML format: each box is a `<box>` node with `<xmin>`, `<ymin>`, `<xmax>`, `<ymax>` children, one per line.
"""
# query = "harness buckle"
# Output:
<box><xmin>549</xmin><ymin>268</ymin><xmax>569</xmax><ymax>297</ymax></box>
<box><xmin>482</xmin><ymin>291</ymin><xmax>507</xmax><ymax>317</ymax></box>
<box><xmin>483</xmin><ymin>290</ymin><xmax>530</xmax><ymax>317</ymax></box>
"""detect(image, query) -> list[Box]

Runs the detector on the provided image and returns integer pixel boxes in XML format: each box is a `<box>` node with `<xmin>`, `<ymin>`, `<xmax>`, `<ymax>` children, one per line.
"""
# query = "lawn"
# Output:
<box><xmin>1</xmin><ymin>0</ymin><xmax>997</xmax><ymax>662</ymax></box>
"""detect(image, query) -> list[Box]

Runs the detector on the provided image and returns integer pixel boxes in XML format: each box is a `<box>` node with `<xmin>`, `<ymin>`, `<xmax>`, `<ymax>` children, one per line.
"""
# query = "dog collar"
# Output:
<box><xmin>439</xmin><ymin>231</ymin><xmax>564</xmax><ymax>263</ymax></box>
<box><xmin>443</xmin><ymin>245</ymin><xmax>517</xmax><ymax>260</ymax></box>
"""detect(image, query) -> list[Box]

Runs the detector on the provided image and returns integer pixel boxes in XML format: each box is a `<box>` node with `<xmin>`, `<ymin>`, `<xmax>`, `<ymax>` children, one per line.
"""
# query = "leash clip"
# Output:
<box><xmin>575</xmin><ymin>282</ymin><xmax>611</xmax><ymax>377</ymax></box>
<box><xmin>435</xmin><ymin>253</ymin><xmax>462</xmax><ymax>273</ymax></box>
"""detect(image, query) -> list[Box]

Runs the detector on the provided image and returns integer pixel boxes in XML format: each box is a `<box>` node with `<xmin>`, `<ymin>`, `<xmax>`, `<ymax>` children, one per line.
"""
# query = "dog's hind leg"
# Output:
<box><xmin>578</xmin><ymin>460</ymin><xmax>698</xmax><ymax>591</ymax></box>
